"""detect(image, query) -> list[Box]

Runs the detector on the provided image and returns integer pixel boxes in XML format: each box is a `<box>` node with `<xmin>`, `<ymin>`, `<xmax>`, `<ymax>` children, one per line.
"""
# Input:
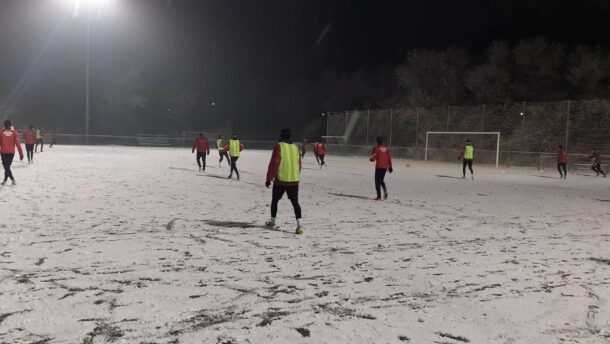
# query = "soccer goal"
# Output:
<box><xmin>424</xmin><ymin>131</ymin><xmax>501</xmax><ymax>168</ymax></box>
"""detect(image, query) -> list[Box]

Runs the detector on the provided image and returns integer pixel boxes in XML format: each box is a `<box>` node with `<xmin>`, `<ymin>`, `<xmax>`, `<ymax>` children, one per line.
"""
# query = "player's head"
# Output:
<box><xmin>465</xmin><ymin>139</ymin><xmax>471</xmax><ymax>144</ymax></box>
<box><xmin>558</xmin><ymin>144</ymin><xmax>563</xmax><ymax>149</ymax></box>
<box><xmin>198</xmin><ymin>133</ymin><xmax>203</xmax><ymax>137</ymax></box>
<box><xmin>29</xmin><ymin>124</ymin><xmax>34</xmax><ymax>129</ymax></box>
<box><xmin>4</xmin><ymin>120</ymin><xmax>12</xmax><ymax>129</ymax></box>
<box><xmin>303</xmin><ymin>138</ymin><xmax>307</xmax><ymax>142</ymax></box>
<box><xmin>232</xmin><ymin>134</ymin><xmax>238</xmax><ymax>139</ymax></box>
<box><xmin>218</xmin><ymin>134</ymin><xmax>223</xmax><ymax>139</ymax></box>
<box><xmin>376</xmin><ymin>136</ymin><xmax>383</xmax><ymax>144</ymax></box>
<box><xmin>280</xmin><ymin>128</ymin><xmax>291</xmax><ymax>141</ymax></box>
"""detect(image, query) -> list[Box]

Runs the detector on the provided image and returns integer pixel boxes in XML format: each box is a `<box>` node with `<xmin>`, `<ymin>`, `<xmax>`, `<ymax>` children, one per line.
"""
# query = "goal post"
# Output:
<box><xmin>425</xmin><ymin>131</ymin><xmax>501</xmax><ymax>168</ymax></box>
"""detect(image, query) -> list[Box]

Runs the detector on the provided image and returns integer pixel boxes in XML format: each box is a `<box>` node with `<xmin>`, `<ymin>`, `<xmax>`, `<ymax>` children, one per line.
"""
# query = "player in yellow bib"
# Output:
<box><xmin>265</xmin><ymin>128</ymin><xmax>303</xmax><ymax>234</ymax></box>
<box><xmin>458</xmin><ymin>139</ymin><xmax>474</xmax><ymax>180</ymax></box>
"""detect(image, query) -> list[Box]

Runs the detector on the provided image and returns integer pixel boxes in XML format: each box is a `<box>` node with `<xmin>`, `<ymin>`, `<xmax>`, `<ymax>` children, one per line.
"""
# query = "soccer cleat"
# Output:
<box><xmin>11</xmin><ymin>179</ymin><xmax>16</xmax><ymax>185</ymax></box>
<box><xmin>384</xmin><ymin>192</ymin><xmax>388</xmax><ymax>200</ymax></box>
<box><xmin>1</xmin><ymin>181</ymin><xmax>6</xmax><ymax>186</ymax></box>
<box><xmin>295</xmin><ymin>226</ymin><xmax>304</xmax><ymax>235</ymax></box>
<box><xmin>374</xmin><ymin>197</ymin><xmax>382</xmax><ymax>201</ymax></box>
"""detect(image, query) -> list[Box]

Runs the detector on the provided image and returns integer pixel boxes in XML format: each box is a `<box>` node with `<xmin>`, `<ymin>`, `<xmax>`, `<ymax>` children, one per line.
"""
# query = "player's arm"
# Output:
<box><xmin>15</xmin><ymin>133</ymin><xmax>24</xmax><ymax>159</ymax></box>
<box><xmin>266</xmin><ymin>144</ymin><xmax>281</xmax><ymax>186</ymax></box>
<box><xmin>369</xmin><ymin>147</ymin><xmax>377</xmax><ymax>162</ymax></box>
<box><xmin>457</xmin><ymin>148</ymin><xmax>465</xmax><ymax>160</ymax></box>
<box><xmin>240</xmin><ymin>143</ymin><xmax>244</xmax><ymax>151</ymax></box>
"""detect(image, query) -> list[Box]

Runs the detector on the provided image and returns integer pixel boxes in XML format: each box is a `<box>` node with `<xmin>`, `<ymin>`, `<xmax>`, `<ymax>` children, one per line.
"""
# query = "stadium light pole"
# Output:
<box><xmin>68</xmin><ymin>0</ymin><xmax>116</xmax><ymax>144</ymax></box>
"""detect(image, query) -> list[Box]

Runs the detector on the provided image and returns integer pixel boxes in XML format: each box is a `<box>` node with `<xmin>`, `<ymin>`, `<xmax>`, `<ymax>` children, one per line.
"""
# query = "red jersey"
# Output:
<box><xmin>192</xmin><ymin>136</ymin><xmax>210</xmax><ymax>153</ymax></box>
<box><xmin>301</xmin><ymin>141</ymin><xmax>307</xmax><ymax>150</ymax></box>
<box><xmin>557</xmin><ymin>149</ymin><xmax>567</xmax><ymax>163</ymax></box>
<box><xmin>370</xmin><ymin>144</ymin><xmax>392</xmax><ymax>169</ymax></box>
<box><xmin>23</xmin><ymin>130</ymin><xmax>36</xmax><ymax>145</ymax></box>
<box><xmin>316</xmin><ymin>142</ymin><xmax>327</xmax><ymax>155</ymax></box>
<box><xmin>0</xmin><ymin>129</ymin><xmax>24</xmax><ymax>156</ymax></box>
<box><xmin>266</xmin><ymin>142</ymin><xmax>302</xmax><ymax>185</ymax></box>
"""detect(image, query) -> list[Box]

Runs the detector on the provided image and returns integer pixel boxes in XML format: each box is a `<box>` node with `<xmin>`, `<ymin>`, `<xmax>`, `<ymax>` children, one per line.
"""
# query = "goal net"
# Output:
<box><xmin>425</xmin><ymin>131</ymin><xmax>501</xmax><ymax>167</ymax></box>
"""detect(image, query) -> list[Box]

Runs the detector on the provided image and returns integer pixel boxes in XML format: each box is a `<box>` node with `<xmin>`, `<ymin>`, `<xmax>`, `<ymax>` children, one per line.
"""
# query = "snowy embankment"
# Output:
<box><xmin>0</xmin><ymin>145</ymin><xmax>609</xmax><ymax>344</ymax></box>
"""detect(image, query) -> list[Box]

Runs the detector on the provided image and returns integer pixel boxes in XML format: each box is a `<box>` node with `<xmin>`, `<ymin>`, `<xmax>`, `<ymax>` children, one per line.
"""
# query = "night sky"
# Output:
<box><xmin>1</xmin><ymin>0</ymin><xmax>610</xmax><ymax>137</ymax></box>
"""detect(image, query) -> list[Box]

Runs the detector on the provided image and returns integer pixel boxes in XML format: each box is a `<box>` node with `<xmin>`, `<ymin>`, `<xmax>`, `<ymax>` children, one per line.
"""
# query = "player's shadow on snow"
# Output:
<box><xmin>328</xmin><ymin>192</ymin><xmax>370</xmax><ymax>200</ymax></box>
<box><xmin>435</xmin><ymin>175</ymin><xmax>464</xmax><ymax>180</ymax></box>
<box><xmin>169</xmin><ymin>167</ymin><xmax>195</xmax><ymax>172</ymax></box>
<box><xmin>204</xmin><ymin>220</ymin><xmax>268</xmax><ymax>230</ymax></box>
<box><xmin>532</xmin><ymin>175</ymin><xmax>559</xmax><ymax>179</ymax></box>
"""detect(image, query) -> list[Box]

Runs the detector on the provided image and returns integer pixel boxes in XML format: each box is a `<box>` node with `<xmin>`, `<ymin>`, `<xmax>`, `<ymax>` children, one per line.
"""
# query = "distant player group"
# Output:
<box><xmin>0</xmin><ymin>120</ymin><xmax>55</xmax><ymax>186</ymax></box>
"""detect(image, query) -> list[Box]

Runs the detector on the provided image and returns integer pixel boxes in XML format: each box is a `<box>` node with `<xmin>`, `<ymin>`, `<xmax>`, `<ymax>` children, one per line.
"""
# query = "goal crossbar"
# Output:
<box><xmin>425</xmin><ymin>131</ymin><xmax>501</xmax><ymax>168</ymax></box>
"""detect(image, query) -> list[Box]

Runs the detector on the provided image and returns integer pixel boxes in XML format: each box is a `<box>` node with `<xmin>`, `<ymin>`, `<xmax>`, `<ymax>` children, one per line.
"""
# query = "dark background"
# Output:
<box><xmin>1</xmin><ymin>0</ymin><xmax>610</xmax><ymax>138</ymax></box>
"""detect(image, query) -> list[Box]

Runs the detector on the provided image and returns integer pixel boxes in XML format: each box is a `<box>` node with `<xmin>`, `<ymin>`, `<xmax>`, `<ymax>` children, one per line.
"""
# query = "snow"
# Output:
<box><xmin>1</xmin><ymin>145</ymin><xmax>609</xmax><ymax>344</ymax></box>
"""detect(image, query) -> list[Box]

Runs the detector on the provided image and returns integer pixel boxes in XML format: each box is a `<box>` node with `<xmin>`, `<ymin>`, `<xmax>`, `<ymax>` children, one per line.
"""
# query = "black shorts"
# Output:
<box><xmin>26</xmin><ymin>144</ymin><xmax>34</xmax><ymax>152</ymax></box>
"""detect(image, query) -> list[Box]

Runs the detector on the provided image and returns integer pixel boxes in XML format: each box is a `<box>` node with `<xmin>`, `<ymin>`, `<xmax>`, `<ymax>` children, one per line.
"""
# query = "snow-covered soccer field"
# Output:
<box><xmin>1</xmin><ymin>145</ymin><xmax>609</xmax><ymax>344</ymax></box>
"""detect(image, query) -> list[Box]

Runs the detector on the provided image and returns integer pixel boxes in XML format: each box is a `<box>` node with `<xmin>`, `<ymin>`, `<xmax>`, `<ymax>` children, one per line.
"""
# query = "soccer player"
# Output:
<box><xmin>369</xmin><ymin>136</ymin><xmax>393</xmax><ymax>200</ymax></box>
<box><xmin>192</xmin><ymin>133</ymin><xmax>210</xmax><ymax>172</ymax></box>
<box><xmin>316</xmin><ymin>138</ymin><xmax>327</xmax><ymax>168</ymax></box>
<box><xmin>0</xmin><ymin>120</ymin><xmax>24</xmax><ymax>185</ymax></box>
<box><xmin>224</xmin><ymin>134</ymin><xmax>244</xmax><ymax>180</ymax></box>
<box><xmin>265</xmin><ymin>128</ymin><xmax>304</xmax><ymax>234</ymax></box>
<box><xmin>217</xmin><ymin>134</ymin><xmax>230</xmax><ymax>167</ymax></box>
<box><xmin>587</xmin><ymin>150</ymin><xmax>606</xmax><ymax>177</ymax></box>
<box><xmin>23</xmin><ymin>125</ymin><xmax>36</xmax><ymax>163</ymax></box>
<box><xmin>458</xmin><ymin>139</ymin><xmax>474</xmax><ymax>180</ymax></box>
<box><xmin>35</xmin><ymin>127</ymin><xmax>44</xmax><ymax>152</ymax></box>
<box><xmin>300</xmin><ymin>139</ymin><xmax>308</xmax><ymax>158</ymax></box>
<box><xmin>557</xmin><ymin>144</ymin><xmax>568</xmax><ymax>179</ymax></box>
<box><xmin>313</xmin><ymin>140</ymin><xmax>320</xmax><ymax>165</ymax></box>
<box><xmin>49</xmin><ymin>131</ymin><xmax>58</xmax><ymax>148</ymax></box>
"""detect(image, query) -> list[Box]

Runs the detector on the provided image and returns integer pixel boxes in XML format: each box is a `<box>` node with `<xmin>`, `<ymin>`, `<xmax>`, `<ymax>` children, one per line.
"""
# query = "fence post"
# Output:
<box><xmin>482</xmin><ymin>104</ymin><xmax>486</xmax><ymax>131</ymax></box>
<box><xmin>446</xmin><ymin>105</ymin><xmax>450</xmax><ymax>132</ymax></box>
<box><xmin>325</xmin><ymin>110</ymin><xmax>329</xmax><ymax>137</ymax></box>
<box><xmin>565</xmin><ymin>100</ymin><xmax>570</xmax><ymax>152</ymax></box>
<box><xmin>182</xmin><ymin>131</ymin><xmax>186</xmax><ymax>147</ymax></box>
<box><xmin>366</xmin><ymin>109</ymin><xmax>370</xmax><ymax>144</ymax></box>
<box><xmin>415</xmin><ymin>107</ymin><xmax>419</xmax><ymax>148</ymax></box>
<box><xmin>344</xmin><ymin>111</ymin><xmax>348</xmax><ymax>138</ymax></box>
<box><xmin>389</xmin><ymin>108</ymin><xmax>393</xmax><ymax>146</ymax></box>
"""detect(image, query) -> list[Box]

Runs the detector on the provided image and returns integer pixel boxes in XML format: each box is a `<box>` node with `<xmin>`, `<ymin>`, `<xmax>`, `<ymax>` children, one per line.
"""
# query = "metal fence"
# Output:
<box><xmin>326</xmin><ymin>99</ymin><xmax>610</xmax><ymax>166</ymax></box>
<box><xmin>53</xmin><ymin>133</ymin><xmax>277</xmax><ymax>151</ymax></box>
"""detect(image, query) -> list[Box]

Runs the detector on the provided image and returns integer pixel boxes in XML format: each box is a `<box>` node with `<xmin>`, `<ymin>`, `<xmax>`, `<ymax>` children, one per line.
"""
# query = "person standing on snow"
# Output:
<box><xmin>225</xmin><ymin>134</ymin><xmax>244</xmax><ymax>180</ymax></box>
<box><xmin>557</xmin><ymin>144</ymin><xmax>568</xmax><ymax>179</ymax></box>
<box><xmin>23</xmin><ymin>125</ymin><xmax>36</xmax><ymax>163</ymax></box>
<box><xmin>316</xmin><ymin>138</ymin><xmax>327</xmax><ymax>168</ymax></box>
<box><xmin>369</xmin><ymin>136</ymin><xmax>393</xmax><ymax>200</ymax></box>
<box><xmin>300</xmin><ymin>138</ymin><xmax>308</xmax><ymax>158</ymax></box>
<box><xmin>217</xmin><ymin>134</ymin><xmax>230</xmax><ymax>167</ymax></box>
<box><xmin>35</xmin><ymin>127</ymin><xmax>44</xmax><ymax>152</ymax></box>
<box><xmin>265</xmin><ymin>128</ymin><xmax>304</xmax><ymax>234</ymax></box>
<box><xmin>458</xmin><ymin>139</ymin><xmax>474</xmax><ymax>180</ymax></box>
<box><xmin>192</xmin><ymin>133</ymin><xmax>210</xmax><ymax>172</ymax></box>
<box><xmin>1</xmin><ymin>120</ymin><xmax>24</xmax><ymax>186</ymax></box>
<box><xmin>587</xmin><ymin>150</ymin><xmax>606</xmax><ymax>177</ymax></box>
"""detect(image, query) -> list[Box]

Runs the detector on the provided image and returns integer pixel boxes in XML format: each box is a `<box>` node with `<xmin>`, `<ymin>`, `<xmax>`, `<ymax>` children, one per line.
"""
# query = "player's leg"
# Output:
<box><xmin>468</xmin><ymin>160</ymin><xmax>474</xmax><ymax>176</ymax></box>
<box><xmin>286</xmin><ymin>185</ymin><xmax>303</xmax><ymax>233</ymax></box>
<box><xmin>319</xmin><ymin>155</ymin><xmax>325</xmax><ymax>167</ymax></box>
<box><xmin>374</xmin><ymin>169</ymin><xmax>383</xmax><ymax>199</ymax></box>
<box><xmin>202</xmin><ymin>153</ymin><xmax>207</xmax><ymax>171</ymax></box>
<box><xmin>1</xmin><ymin>154</ymin><xmax>9</xmax><ymax>183</ymax></box>
<box><xmin>40</xmin><ymin>140</ymin><xmax>43</xmax><ymax>152</ymax></box>
<box><xmin>379</xmin><ymin>169</ymin><xmax>388</xmax><ymax>199</ymax></box>
<box><xmin>196</xmin><ymin>152</ymin><xmax>202</xmax><ymax>170</ymax></box>
<box><xmin>557</xmin><ymin>162</ymin><xmax>563</xmax><ymax>178</ymax></box>
<box><xmin>266</xmin><ymin>183</ymin><xmax>285</xmax><ymax>227</ymax></box>
<box><xmin>315</xmin><ymin>153</ymin><xmax>320</xmax><ymax>165</ymax></box>
<box><xmin>592</xmin><ymin>163</ymin><xmax>601</xmax><ymax>176</ymax></box>
<box><xmin>462</xmin><ymin>160</ymin><xmax>467</xmax><ymax>178</ymax></box>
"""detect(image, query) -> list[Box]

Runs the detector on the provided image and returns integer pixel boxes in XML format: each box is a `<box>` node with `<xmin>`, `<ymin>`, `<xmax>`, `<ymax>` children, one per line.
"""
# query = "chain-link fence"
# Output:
<box><xmin>327</xmin><ymin>99</ymin><xmax>610</xmax><ymax>167</ymax></box>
